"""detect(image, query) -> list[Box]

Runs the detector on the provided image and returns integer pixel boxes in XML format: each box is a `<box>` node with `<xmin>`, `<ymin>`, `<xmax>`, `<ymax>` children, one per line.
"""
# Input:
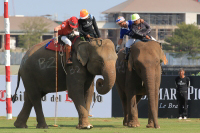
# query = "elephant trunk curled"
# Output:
<box><xmin>96</xmin><ymin>61</ymin><xmax>116</xmax><ymax>95</ymax></box>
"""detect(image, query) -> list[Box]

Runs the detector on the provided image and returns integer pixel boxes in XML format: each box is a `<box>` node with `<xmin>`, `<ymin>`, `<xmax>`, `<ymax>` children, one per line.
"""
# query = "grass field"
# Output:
<box><xmin>0</xmin><ymin>117</ymin><xmax>200</xmax><ymax>133</ymax></box>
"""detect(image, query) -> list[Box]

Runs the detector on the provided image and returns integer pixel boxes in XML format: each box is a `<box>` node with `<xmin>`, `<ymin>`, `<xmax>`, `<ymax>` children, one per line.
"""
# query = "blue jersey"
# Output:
<box><xmin>120</xmin><ymin>20</ymin><xmax>134</xmax><ymax>39</ymax></box>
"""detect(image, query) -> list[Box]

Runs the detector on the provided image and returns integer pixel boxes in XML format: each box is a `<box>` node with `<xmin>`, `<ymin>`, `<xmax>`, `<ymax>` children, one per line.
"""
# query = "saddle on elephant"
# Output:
<box><xmin>45</xmin><ymin>36</ymin><xmax>79</xmax><ymax>65</ymax></box>
<box><xmin>45</xmin><ymin>36</ymin><xmax>106</xmax><ymax>67</ymax></box>
<box><xmin>45</xmin><ymin>36</ymin><xmax>79</xmax><ymax>52</ymax></box>
<box><xmin>87</xmin><ymin>37</ymin><xmax>103</xmax><ymax>46</ymax></box>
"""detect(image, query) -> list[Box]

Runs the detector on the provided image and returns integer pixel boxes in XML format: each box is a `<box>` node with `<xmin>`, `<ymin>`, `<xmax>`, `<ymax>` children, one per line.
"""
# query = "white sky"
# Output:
<box><xmin>1</xmin><ymin>0</ymin><xmax>126</xmax><ymax>21</ymax></box>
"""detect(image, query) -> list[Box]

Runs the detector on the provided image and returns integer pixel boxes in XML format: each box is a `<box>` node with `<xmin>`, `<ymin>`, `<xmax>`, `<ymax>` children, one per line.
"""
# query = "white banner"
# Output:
<box><xmin>0</xmin><ymin>75</ymin><xmax>112</xmax><ymax>118</ymax></box>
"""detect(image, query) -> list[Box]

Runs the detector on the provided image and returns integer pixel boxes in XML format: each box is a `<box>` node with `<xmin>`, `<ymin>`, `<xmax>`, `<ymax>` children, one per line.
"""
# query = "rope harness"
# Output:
<box><xmin>88</xmin><ymin>37</ymin><xmax>103</xmax><ymax>47</ymax></box>
<box><xmin>59</xmin><ymin>46</ymin><xmax>68</xmax><ymax>75</ymax></box>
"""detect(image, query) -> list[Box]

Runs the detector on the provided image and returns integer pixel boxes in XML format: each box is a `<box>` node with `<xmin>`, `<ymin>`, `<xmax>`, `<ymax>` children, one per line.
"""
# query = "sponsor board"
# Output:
<box><xmin>0</xmin><ymin>75</ymin><xmax>112</xmax><ymax>118</ymax></box>
<box><xmin>112</xmin><ymin>76</ymin><xmax>200</xmax><ymax>118</ymax></box>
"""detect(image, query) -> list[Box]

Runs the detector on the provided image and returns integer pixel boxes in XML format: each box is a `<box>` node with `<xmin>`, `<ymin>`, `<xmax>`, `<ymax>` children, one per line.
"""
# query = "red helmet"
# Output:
<box><xmin>69</xmin><ymin>16</ymin><xmax>78</xmax><ymax>29</ymax></box>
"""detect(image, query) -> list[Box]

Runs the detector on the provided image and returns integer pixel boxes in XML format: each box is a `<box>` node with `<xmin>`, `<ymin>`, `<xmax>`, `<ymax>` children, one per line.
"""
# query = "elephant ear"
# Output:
<box><xmin>77</xmin><ymin>42</ymin><xmax>89</xmax><ymax>66</ymax></box>
<box><xmin>160</xmin><ymin>49</ymin><xmax>168</xmax><ymax>65</ymax></box>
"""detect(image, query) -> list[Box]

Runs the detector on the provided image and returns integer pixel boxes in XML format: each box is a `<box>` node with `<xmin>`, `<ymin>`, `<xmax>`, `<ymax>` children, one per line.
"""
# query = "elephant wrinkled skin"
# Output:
<box><xmin>116</xmin><ymin>41</ymin><xmax>167</xmax><ymax>128</ymax></box>
<box><xmin>13</xmin><ymin>37</ymin><xmax>117</xmax><ymax>129</ymax></box>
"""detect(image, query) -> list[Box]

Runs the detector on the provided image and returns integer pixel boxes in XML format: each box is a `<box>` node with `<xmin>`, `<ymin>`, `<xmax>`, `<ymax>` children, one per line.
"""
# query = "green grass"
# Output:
<box><xmin>0</xmin><ymin>117</ymin><xmax>200</xmax><ymax>133</ymax></box>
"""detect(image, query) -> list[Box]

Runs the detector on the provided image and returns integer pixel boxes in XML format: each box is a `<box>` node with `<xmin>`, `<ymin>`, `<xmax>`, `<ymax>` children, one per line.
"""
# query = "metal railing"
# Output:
<box><xmin>0</xmin><ymin>52</ymin><xmax>200</xmax><ymax>66</ymax></box>
<box><xmin>0</xmin><ymin>52</ymin><xmax>26</xmax><ymax>65</ymax></box>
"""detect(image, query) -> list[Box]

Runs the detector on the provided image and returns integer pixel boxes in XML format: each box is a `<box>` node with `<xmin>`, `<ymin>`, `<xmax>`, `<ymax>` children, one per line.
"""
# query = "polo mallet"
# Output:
<box><xmin>53</xmin><ymin>39</ymin><xmax>58</xmax><ymax>127</ymax></box>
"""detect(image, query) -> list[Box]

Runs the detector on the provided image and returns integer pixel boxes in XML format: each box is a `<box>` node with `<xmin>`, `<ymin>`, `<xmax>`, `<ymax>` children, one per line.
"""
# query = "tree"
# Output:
<box><xmin>18</xmin><ymin>17</ymin><xmax>50</xmax><ymax>49</ymax></box>
<box><xmin>163</xmin><ymin>23</ymin><xmax>200</xmax><ymax>58</ymax></box>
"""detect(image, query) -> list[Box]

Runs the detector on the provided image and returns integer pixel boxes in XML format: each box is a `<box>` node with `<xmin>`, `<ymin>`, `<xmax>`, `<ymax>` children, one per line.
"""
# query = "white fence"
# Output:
<box><xmin>0</xmin><ymin>52</ymin><xmax>26</xmax><ymax>65</ymax></box>
<box><xmin>0</xmin><ymin>52</ymin><xmax>200</xmax><ymax>65</ymax></box>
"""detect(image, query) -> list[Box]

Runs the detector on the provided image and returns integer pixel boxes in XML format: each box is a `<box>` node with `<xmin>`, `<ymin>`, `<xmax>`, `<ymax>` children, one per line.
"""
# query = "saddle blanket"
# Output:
<box><xmin>45</xmin><ymin>39</ymin><xmax>66</xmax><ymax>52</ymax></box>
<box><xmin>45</xmin><ymin>36</ymin><xmax>79</xmax><ymax>52</ymax></box>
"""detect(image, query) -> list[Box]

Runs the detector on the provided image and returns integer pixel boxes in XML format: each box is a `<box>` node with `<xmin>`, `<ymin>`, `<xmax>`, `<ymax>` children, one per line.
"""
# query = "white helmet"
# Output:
<box><xmin>131</xmin><ymin>13</ymin><xmax>140</xmax><ymax>21</ymax></box>
<box><xmin>116</xmin><ymin>16</ymin><xmax>125</xmax><ymax>24</ymax></box>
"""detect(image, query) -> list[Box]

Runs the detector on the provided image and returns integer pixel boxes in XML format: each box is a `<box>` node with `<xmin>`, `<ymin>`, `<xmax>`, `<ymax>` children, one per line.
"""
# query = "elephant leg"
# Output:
<box><xmin>116</xmin><ymin>82</ymin><xmax>128</xmax><ymax>126</ymax></box>
<box><xmin>127</xmin><ymin>94</ymin><xmax>142</xmax><ymax>127</ymax></box>
<box><xmin>125</xmin><ymin>69</ymin><xmax>142</xmax><ymax>127</ymax></box>
<box><xmin>33</xmin><ymin>98</ymin><xmax>48</xmax><ymax>128</ymax></box>
<box><xmin>18</xmin><ymin>75</ymin><xmax>48</xmax><ymax>128</ymax></box>
<box><xmin>23</xmin><ymin>78</ymin><xmax>48</xmax><ymax>129</ymax></box>
<box><xmin>127</xmin><ymin>94</ymin><xmax>139</xmax><ymax>127</ymax></box>
<box><xmin>146</xmin><ymin>104</ymin><xmax>154</xmax><ymax>128</ymax></box>
<box><xmin>84</xmin><ymin>78</ymin><xmax>94</xmax><ymax>119</ymax></box>
<box><xmin>29</xmin><ymin>93</ymin><xmax>48</xmax><ymax>129</ymax></box>
<box><xmin>68</xmin><ymin>83</ymin><xmax>92</xmax><ymax>129</ymax></box>
<box><xmin>146</xmin><ymin>84</ymin><xmax>160</xmax><ymax>129</ymax></box>
<box><xmin>14</xmin><ymin>91</ymin><xmax>32</xmax><ymax>128</ymax></box>
<box><xmin>132</xmin><ymin>95</ymin><xmax>143</xmax><ymax>127</ymax></box>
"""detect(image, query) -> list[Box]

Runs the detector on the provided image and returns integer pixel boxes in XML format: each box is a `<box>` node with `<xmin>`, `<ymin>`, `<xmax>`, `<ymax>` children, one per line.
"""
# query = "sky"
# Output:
<box><xmin>1</xmin><ymin>0</ymin><xmax>127</xmax><ymax>21</ymax></box>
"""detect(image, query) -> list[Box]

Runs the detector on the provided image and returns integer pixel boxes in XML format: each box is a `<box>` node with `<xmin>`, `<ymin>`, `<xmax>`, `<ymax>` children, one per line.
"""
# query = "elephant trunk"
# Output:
<box><xmin>142</xmin><ymin>68</ymin><xmax>159</xmax><ymax>127</ymax></box>
<box><xmin>96</xmin><ymin>60</ymin><xmax>116</xmax><ymax>95</ymax></box>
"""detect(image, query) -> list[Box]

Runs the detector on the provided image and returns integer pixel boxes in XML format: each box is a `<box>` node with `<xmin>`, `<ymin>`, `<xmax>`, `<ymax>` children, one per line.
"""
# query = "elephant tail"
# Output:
<box><xmin>12</xmin><ymin>70</ymin><xmax>21</xmax><ymax>103</ymax></box>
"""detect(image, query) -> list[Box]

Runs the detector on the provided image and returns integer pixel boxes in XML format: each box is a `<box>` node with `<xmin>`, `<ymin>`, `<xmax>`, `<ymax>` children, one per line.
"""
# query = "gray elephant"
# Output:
<box><xmin>116</xmin><ymin>41</ymin><xmax>167</xmax><ymax>128</ymax></box>
<box><xmin>13</xmin><ymin>37</ymin><xmax>117</xmax><ymax>129</ymax></box>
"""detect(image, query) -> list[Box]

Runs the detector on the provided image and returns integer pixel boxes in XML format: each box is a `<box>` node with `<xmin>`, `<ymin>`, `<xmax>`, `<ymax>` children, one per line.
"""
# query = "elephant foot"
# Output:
<box><xmin>76</xmin><ymin>124</ymin><xmax>93</xmax><ymax>129</ymax></box>
<box><xmin>123</xmin><ymin>119</ymin><xmax>128</xmax><ymax>126</ymax></box>
<box><xmin>36</xmin><ymin>123</ymin><xmax>48</xmax><ymax>129</ymax></box>
<box><xmin>14</xmin><ymin>121</ymin><xmax>28</xmax><ymax>128</ymax></box>
<box><xmin>154</xmin><ymin>124</ymin><xmax>160</xmax><ymax>129</ymax></box>
<box><xmin>146</xmin><ymin>123</ymin><xmax>160</xmax><ymax>129</ymax></box>
<box><xmin>128</xmin><ymin>121</ymin><xmax>140</xmax><ymax>128</ymax></box>
<box><xmin>146</xmin><ymin>119</ymin><xmax>154</xmax><ymax>128</ymax></box>
<box><xmin>146</xmin><ymin>123</ymin><xmax>154</xmax><ymax>128</ymax></box>
<box><xmin>123</xmin><ymin>122</ymin><xmax>128</xmax><ymax>126</ymax></box>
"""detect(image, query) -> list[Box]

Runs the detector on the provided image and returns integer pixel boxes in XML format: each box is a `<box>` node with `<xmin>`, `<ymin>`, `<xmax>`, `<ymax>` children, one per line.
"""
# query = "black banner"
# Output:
<box><xmin>112</xmin><ymin>76</ymin><xmax>200</xmax><ymax>118</ymax></box>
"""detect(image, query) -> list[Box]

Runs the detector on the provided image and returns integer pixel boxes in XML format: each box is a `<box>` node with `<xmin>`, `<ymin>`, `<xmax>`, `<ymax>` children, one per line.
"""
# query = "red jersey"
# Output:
<box><xmin>58</xmin><ymin>19</ymin><xmax>73</xmax><ymax>35</ymax></box>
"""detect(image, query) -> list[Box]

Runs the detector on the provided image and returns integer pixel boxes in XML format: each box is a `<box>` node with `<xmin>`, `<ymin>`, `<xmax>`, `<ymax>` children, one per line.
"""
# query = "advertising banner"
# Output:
<box><xmin>112</xmin><ymin>76</ymin><xmax>200</xmax><ymax>118</ymax></box>
<box><xmin>0</xmin><ymin>75</ymin><xmax>112</xmax><ymax>118</ymax></box>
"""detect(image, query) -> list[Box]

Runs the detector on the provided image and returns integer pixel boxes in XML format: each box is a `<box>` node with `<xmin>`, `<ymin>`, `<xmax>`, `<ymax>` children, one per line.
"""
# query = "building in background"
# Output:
<box><xmin>1</xmin><ymin>1</ymin><xmax>200</xmax><ymax>75</ymax></box>
<box><xmin>0</xmin><ymin>16</ymin><xmax>59</xmax><ymax>51</ymax></box>
<box><xmin>96</xmin><ymin>0</ymin><xmax>200</xmax><ymax>75</ymax></box>
<box><xmin>98</xmin><ymin>0</ymin><xmax>200</xmax><ymax>45</ymax></box>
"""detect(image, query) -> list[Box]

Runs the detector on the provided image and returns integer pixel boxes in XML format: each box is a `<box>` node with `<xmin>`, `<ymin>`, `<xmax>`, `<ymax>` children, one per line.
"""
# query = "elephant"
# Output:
<box><xmin>115</xmin><ymin>40</ymin><xmax>167</xmax><ymax>128</ymax></box>
<box><xmin>12</xmin><ymin>37</ymin><xmax>117</xmax><ymax>129</ymax></box>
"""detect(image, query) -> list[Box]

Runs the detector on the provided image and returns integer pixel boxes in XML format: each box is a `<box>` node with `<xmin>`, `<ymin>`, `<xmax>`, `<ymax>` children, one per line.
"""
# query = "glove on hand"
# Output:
<box><xmin>68</xmin><ymin>32</ymin><xmax>75</xmax><ymax>38</ymax></box>
<box><xmin>54</xmin><ymin>37</ymin><xmax>58</xmax><ymax>44</ymax></box>
<box><xmin>74</xmin><ymin>31</ymin><xmax>80</xmax><ymax>36</ymax></box>
<box><xmin>116</xmin><ymin>45</ymin><xmax>121</xmax><ymax>53</ymax></box>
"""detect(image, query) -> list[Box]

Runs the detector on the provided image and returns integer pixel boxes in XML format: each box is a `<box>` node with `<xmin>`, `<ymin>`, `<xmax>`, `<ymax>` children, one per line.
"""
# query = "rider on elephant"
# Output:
<box><xmin>78</xmin><ymin>9</ymin><xmax>101</xmax><ymax>41</ymax></box>
<box><xmin>115</xmin><ymin>16</ymin><xmax>144</xmax><ymax>60</ymax></box>
<box><xmin>128</xmin><ymin>13</ymin><xmax>156</xmax><ymax>42</ymax></box>
<box><xmin>129</xmin><ymin>14</ymin><xmax>167</xmax><ymax>67</ymax></box>
<box><xmin>54</xmin><ymin>16</ymin><xmax>79</xmax><ymax>65</ymax></box>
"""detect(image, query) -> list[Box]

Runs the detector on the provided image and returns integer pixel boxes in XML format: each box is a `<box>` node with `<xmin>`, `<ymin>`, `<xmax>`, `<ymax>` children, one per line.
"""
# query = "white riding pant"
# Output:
<box><xmin>61</xmin><ymin>36</ymin><xmax>72</xmax><ymax>46</ymax></box>
<box><xmin>125</xmin><ymin>39</ymin><xmax>135</xmax><ymax>48</ymax></box>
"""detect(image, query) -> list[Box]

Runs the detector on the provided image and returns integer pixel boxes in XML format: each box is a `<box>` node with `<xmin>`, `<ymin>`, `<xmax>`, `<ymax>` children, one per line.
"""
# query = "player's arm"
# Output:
<box><xmin>54</xmin><ymin>25</ymin><xmax>62</xmax><ymax>43</ymax></box>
